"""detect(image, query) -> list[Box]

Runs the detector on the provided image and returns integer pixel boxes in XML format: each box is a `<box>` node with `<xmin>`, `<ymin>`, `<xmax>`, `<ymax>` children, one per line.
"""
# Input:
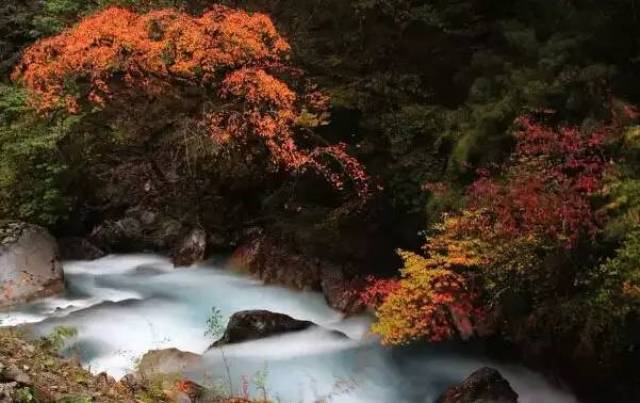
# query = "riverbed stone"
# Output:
<box><xmin>210</xmin><ymin>310</ymin><xmax>317</xmax><ymax>348</ymax></box>
<box><xmin>137</xmin><ymin>348</ymin><xmax>202</xmax><ymax>378</ymax></box>
<box><xmin>436</xmin><ymin>367</ymin><xmax>519</xmax><ymax>403</ymax></box>
<box><xmin>0</xmin><ymin>221</ymin><xmax>64</xmax><ymax>308</ymax></box>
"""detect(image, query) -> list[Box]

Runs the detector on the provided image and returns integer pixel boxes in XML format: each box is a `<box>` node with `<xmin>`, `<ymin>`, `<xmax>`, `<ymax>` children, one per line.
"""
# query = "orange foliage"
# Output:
<box><xmin>13</xmin><ymin>6</ymin><xmax>290</xmax><ymax>112</ymax></box>
<box><xmin>13</xmin><ymin>6</ymin><xmax>370</xmax><ymax>198</ymax></box>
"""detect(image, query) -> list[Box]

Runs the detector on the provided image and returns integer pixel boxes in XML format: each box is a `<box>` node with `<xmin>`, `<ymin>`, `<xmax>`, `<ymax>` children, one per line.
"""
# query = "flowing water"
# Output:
<box><xmin>0</xmin><ymin>254</ymin><xmax>577</xmax><ymax>403</ymax></box>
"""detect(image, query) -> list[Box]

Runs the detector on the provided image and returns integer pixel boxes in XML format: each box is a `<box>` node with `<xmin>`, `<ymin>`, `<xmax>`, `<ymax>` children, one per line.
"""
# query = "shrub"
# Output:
<box><xmin>0</xmin><ymin>85</ymin><xmax>75</xmax><ymax>226</ymax></box>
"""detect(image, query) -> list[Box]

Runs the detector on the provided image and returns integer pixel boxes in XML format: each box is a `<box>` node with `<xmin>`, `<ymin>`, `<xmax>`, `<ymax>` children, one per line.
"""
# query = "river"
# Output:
<box><xmin>0</xmin><ymin>254</ymin><xmax>577</xmax><ymax>403</ymax></box>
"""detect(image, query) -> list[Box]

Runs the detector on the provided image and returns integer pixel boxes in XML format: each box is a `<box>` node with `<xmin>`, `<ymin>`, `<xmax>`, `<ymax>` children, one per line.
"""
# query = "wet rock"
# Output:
<box><xmin>437</xmin><ymin>367</ymin><xmax>519</xmax><ymax>403</ymax></box>
<box><xmin>228</xmin><ymin>235</ymin><xmax>364</xmax><ymax>314</ymax></box>
<box><xmin>210</xmin><ymin>310</ymin><xmax>317</xmax><ymax>348</ymax></box>
<box><xmin>136</xmin><ymin>348</ymin><xmax>202</xmax><ymax>378</ymax></box>
<box><xmin>0</xmin><ymin>221</ymin><xmax>64</xmax><ymax>308</ymax></box>
<box><xmin>58</xmin><ymin>237</ymin><xmax>105</xmax><ymax>261</ymax></box>
<box><xmin>227</xmin><ymin>234</ymin><xmax>322</xmax><ymax>290</ymax></box>
<box><xmin>320</xmin><ymin>265</ymin><xmax>365</xmax><ymax>315</ymax></box>
<box><xmin>226</xmin><ymin>235</ymin><xmax>263</xmax><ymax>273</ymax></box>
<box><xmin>172</xmin><ymin>228</ymin><xmax>207</xmax><ymax>267</ymax></box>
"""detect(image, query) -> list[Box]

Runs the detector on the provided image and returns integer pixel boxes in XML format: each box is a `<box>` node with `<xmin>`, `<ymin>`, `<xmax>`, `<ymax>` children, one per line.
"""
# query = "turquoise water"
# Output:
<box><xmin>0</xmin><ymin>254</ymin><xmax>577</xmax><ymax>403</ymax></box>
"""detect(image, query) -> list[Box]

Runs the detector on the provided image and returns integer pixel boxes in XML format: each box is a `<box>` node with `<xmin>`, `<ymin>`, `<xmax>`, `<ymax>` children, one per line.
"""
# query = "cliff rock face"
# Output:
<box><xmin>172</xmin><ymin>228</ymin><xmax>207</xmax><ymax>267</ymax></box>
<box><xmin>0</xmin><ymin>221</ymin><xmax>64</xmax><ymax>308</ymax></box>
<box><xmin>227</xmin><ymin>233</ymin><xmax>365</xmax><ymax>315</ymax></box>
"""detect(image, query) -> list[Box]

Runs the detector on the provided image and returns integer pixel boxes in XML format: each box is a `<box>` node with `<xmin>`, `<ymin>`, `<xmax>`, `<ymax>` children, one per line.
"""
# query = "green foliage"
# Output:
<box><xmin>32</xmin><ymin>0</ymin><xmax>86</xmax><ymax>35</ymax></box>
<box><xmin>252</xmin><ymin>365</ymin><xmax>269</xmax><ymax>402</ymax></box>
<box><xmin>14</xmin><ymin>387</ymin><xmax>37</xmax><ymax>403</ymax></box>
<box><xmin>204</xmin><ymin>307</ymin><xmax>225</xmax><ymax>341</ymax></box>
<box><xmin>0</xmin><ymin>2</ymin><xmax>38</xmax><ymax>80</ymax></box>
<box><xmin>546</xmin><ymin>229</ymin><xmax>640</xmax><ymax>364</ymax></box>
<box><xmin>32</xmin><ymin>0</ymin><xmax>213</xmax><ymax>36</ymax></box>
<box><xmin>0</xmin><ymin>85</ymin><xmax>76</xmax><ymax>226</ymax></box>
<box><xmin>379</xmin><ymin>104</ymin><xmax>450</xmax><ymax>213</ymax></box>
<box><xmin>42</xmin><ymin>326</ymin><xmax>78</xmax><ymax>351</ymax></box>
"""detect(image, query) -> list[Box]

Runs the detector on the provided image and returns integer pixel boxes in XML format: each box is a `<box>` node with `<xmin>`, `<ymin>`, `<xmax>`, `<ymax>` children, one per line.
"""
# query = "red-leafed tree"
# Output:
<box><xmin>12</xmin><ymin>6</ymin><xmax>369</xmax><ymax>198</ymax></box>
<box><xmin>363</xmin><ymin>116</ymin><xmax>612</xmax><ymax>345</ymax></box>
<box><xmin>467</xmin><ymin>116</ymin><xmax>610</xmax><ymax>246</ymax></box>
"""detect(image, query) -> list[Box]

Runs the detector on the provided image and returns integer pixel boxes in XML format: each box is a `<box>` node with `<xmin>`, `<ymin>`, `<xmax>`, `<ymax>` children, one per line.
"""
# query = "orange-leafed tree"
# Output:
<box><xmin>12</xmin><ymin>6</ymin><xmax>369</xmax><ymax>198</ymax></box>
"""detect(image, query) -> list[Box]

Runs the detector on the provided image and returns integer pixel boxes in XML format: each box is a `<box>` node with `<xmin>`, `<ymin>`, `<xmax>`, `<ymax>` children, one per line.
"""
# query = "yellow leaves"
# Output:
<box><xmin>370</xmin><ymin>245</ymin><xmax>482</xmax><ymax>345</ymax></box>
<box><xmin>623</xmin><ymin>125</ymin><xmax>640</xmax><ymax>149</ymax></box>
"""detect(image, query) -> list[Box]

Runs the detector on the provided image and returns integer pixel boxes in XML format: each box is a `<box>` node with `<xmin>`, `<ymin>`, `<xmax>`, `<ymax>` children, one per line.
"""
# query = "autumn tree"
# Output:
<box><xmin>12</xmin><ymin>6</ymin><xmax>369</xmax><ymax>199</ymax></box>
<box><xmin>363</xmin><ymin>214</ymin><xmax>487</xmax><ymax>345</ymax></box>
<box><xmin>364</xmin><ymin>116</ymin><xmax>613</xmax><ymax>345</ymax></box>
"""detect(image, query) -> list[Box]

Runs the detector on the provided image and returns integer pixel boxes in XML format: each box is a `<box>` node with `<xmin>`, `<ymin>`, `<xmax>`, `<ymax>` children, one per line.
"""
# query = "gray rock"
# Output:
<box><xmin>437</xmin><ymin>367</ymin><xmax>519</xmax><ymax>403</ymax></box>
<box><xmin>90</xmin><ymin>209</ymin><xmax>184</xmax><ymax>252</ymax></box>
<box><xmin>136</xmin><ymin>348</ymin><xmax>202</xmax><ymax>378</ymax></box>
<box><xmin>0</xmin><ymin>221</ymin><xmax>64</xmax><ymax>308</ymax></box>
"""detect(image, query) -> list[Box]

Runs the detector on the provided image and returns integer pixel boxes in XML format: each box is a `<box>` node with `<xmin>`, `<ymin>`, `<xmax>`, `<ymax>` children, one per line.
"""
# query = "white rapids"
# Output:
<box><xmin>0</xmin><ymin>254</ymin><xmax>578</xmax><ymax>403</ymax></box>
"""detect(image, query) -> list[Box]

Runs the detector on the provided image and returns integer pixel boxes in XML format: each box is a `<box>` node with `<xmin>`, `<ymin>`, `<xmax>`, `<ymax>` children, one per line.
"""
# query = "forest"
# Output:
<box><xmin>1</xmin><ymin>1</ymin><xmax>640</xmax><ymax>402</ymax></box>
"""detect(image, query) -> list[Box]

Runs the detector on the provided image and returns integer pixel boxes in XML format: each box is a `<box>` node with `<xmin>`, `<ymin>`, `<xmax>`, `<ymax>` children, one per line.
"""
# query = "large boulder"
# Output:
<box><xmin>136</xmin><ymin>348</ymin><xmax>202</xmax><ymax>378</ymax></box>
<box><xmin>172</xmin><ymin>228</ymin><xmax>207</xmax><ymax>267</ymax></box>
<box><xmin>58</xmin><ymin>237</ymin><xmax>105</xmax><ymax>261</ymax></box>
<box><xmin>210</xmin><ymin>310</ymin><xmax>317</xmax><ymax>348</ymax></box>
<box><xmin>437</xmin><ymin>367</ymin><xmax>519</xmax><ymax>403</ymax></box>
<box><xmin>0</xmin><ymin>222</ymin><xmax>64</xmax><ymax>308</ymax></box>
